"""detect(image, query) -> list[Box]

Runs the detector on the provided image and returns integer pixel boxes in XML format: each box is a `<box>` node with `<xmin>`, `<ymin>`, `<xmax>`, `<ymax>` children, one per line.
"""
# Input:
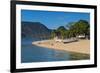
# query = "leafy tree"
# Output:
<box><xmin>50</xmin><ymin>30</ymin><xmax>56</xmax><ymax>39</ymax></box>
<box><xmin>66</xmin><ymin>20</ymin><xmax>90</xmax><ymax>38</ymax></box>
<box><xmin>57</xmin><ymin>26</ymin><xmax>67</xmax><ymax>39</ymax></box>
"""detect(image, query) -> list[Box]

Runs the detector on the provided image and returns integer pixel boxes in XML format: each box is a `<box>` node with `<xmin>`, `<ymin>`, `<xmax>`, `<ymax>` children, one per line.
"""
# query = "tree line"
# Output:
<box><xmin>51</xmin><ymin>20</ymin><xmax>90</xmax><ymax>39</ymax></box>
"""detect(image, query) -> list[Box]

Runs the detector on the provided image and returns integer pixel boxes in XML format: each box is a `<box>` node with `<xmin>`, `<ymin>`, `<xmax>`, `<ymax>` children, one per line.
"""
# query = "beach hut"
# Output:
<box><xmin>77</xmin><ymin>35</ymin><xmax>85</xmax><ymax>39</ymax></box>
<box><xmin>77</xmin><ymin>34</ymin><xmax>90</xmax><ymax>39</ymax></box>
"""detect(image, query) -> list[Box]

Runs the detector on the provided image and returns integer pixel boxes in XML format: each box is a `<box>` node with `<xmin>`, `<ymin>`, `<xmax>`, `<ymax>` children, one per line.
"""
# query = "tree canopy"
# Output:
<box><xmin>69</xmin><ymin>20</ymin><xmax>90</xmax><ymax>36</ymax></box>
<box><xmin>51</xmin><ymin>20</ymin><xmax>90</xmax><ymax>39</ymax></box>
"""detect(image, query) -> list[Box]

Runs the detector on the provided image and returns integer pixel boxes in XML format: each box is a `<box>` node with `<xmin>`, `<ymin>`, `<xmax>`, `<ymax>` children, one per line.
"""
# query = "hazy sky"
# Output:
<box><xmin>21</xmin><ymin>10</ymin><xmax>90</xmax><ymax>29</ymax></box>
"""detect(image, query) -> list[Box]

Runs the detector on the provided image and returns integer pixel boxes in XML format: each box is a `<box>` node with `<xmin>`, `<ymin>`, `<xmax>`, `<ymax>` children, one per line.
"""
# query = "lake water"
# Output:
<box><xmin>21</xmin><ymin>38</ymin><xmax>89</xmax><ymax>63</ymax></box>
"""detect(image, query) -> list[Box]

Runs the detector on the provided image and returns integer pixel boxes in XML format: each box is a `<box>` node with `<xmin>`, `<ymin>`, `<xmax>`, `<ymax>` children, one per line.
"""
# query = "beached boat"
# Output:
<box><xmin>54</xmin><ymin>37</ymin><xmax>78</xmax><ymax>43</ymax></box>
<box><xmin>62</xmin><ymin>38</ymin><xmax>78</xmax><ymax>43</ymax></box>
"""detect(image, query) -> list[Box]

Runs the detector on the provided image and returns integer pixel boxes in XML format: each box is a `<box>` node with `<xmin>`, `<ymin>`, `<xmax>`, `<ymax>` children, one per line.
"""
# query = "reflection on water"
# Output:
<box><xmin>21</xmin><ymin>44</ymin><xmax>71</xmax><ymax>63</ymax></box>
<box><xmin>21</xmin><ymin>40</ymin><xmax>69</xmax><ymax>63</ymax></box>
<box><xmin>21</xmin><ymin>38</ymin><xmax>90</xmax><ymax>63</ymax></box>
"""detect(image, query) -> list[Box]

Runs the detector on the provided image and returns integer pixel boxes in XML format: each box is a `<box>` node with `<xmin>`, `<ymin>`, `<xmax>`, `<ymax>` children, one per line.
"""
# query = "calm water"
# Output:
<box><xmin>21</xmin><ymin>38</ymin><xmax>71</xmax><ymax>63</ymax></box>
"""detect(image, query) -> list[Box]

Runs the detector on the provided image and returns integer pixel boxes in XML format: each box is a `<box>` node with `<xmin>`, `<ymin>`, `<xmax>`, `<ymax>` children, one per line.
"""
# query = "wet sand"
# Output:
<box><xmin>32</xmin><ymin>39</ymin><xmax>90</xmax><ymax>54</ymax></box>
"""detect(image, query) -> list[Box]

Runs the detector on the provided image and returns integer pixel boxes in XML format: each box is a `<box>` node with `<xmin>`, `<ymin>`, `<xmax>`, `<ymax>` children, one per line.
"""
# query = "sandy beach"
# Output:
<box><xmin>32</xmin><ymin>39</ymin><xmax>90</xmax><ymax>54</ymax></box>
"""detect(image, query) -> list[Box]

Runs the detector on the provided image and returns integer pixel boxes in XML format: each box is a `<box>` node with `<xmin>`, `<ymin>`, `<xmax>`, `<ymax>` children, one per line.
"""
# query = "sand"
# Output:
<box><xmin>32</xmin><ymin>39</ymin><xmax>90</xmax><ymax>54</ymax></box>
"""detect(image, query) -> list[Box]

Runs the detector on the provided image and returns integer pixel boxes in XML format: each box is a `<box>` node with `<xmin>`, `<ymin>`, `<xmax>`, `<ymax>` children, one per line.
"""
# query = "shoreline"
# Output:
<box><xmin>32</xmin><ymin>39</ymin><xmax>90</xmax><ymax>54</ymax></box>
